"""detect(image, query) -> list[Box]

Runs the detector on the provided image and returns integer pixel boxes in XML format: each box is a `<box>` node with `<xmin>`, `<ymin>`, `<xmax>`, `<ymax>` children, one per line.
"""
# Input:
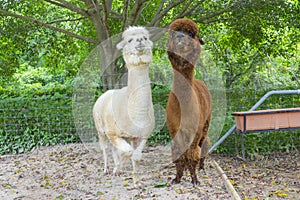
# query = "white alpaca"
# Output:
<box><xmin>93</xmin><ymin>26</ymin><xmax>154</xmax><ymax>187</ymax></box>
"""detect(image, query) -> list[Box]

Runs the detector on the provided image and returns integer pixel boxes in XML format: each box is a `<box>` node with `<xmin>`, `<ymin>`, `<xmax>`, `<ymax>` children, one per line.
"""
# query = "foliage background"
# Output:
<box><xmin>0</xmin><ymin>0</ymin><xmax>299</xmax><ymax>156</ymax></box>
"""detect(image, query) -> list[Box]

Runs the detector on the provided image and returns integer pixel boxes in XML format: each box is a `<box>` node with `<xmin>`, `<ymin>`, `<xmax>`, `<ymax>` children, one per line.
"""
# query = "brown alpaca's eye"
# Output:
<box><xmin>171</xmin><ymin>31</ymin><xmax>176</xmax><ymax>38</ymax></box>
<box><xmin>188</xmin><ymin>31</ymin><xmax>195</xmax><ymax>38</ymax></box>
<box><xmin>171</xmin><ymin>32</ymin><xmax>176</xmax><ymax>38</ymax></box>
<box><xmin>128</xmin><ymin>39</ymin><xmax>133</xmax><ymax>43</ymax></box>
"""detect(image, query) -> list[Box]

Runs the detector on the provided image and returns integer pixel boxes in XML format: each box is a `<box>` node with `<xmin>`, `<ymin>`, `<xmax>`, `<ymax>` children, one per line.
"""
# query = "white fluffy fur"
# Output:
<box><xmin>93</xmin><ymin>26</ymin><xmax>154</xmax><ymax>187</ymax></box>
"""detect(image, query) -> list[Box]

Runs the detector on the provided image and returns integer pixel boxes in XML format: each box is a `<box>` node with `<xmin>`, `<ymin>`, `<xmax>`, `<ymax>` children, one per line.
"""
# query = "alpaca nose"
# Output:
<box><xmin>136</xmin><ymin>40</ymin><xmax>145</xmax><ymax>51</ymax></box>
<box><xmin>136</xmin><ymin>38</ymin><xmax>145</xmax><ymax>48</ymax></box>
<box><xmin>137</xmin><ymin>38</ymin><xmax>144</xmax><ymax>43</ymax></box>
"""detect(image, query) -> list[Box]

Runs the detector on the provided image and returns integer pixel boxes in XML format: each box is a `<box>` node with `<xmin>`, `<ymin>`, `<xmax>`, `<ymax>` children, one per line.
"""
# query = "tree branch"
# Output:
<box><xmin>202</xmin><ymin>17</ymin><xmax>229</xmax><ymax>24</ymax></box>
<box><xmin>148</xmin><ymin>0</ymin><xmax>185</xmax><ymax>27</ymax></box>
<box><xmin>106</xmin><ymin>0</ymin><xmax>113</xmax><ymax>14</ymax></box>
<box><xmin>195</xmin><ymin>0</ymin><xmax>243</xmax><ymax>23</ymax></box>
<box><xmin>109</xmin><ymin>10</ymin><xmax>122</xmax><ymax>19</ymax></box>
<box><xmin>101</xmin><ymin>0</ymin><xmax>111</xmax><ymax>36</ymax></box>
<box><xmin>122</xmin><ymin>0</ymin><xmax>130</xmax><ymax>31</ymax></box>
<box><xmin>127</xmin><ymin>0</ymin><xmax>148</xmax><ymax>26</ymax></box>
<box><xmin>47</xmin><ymin>17</ymin><xmax>86</xmax><ymax>24</ymax></box>
<box><xmin>0</xmin><ymin>9</ymin><xmax>98</xmax><ymax>44</ymax></box>
<box><xmin>84</xmin><ymin>0</ymin><xmax>107</xmax><ymax>42</ymax></box>
<box><xmin>174</xmin><ymin>0</ymin><xmax>193</xmax><ymax>19</ymax></box>
<box><xmin>154</xmin><ymin>0</ymin><xmax>166</xmax><ymax>18</ymax></box>
<box><xmin>43</xmin><ymin>0</ymin><xmax>89</xmax><ymax>18</ymax></box>
<box><xmin>184</xmin><ymin>0</ymin><xmax>206</xmax><ymax>17</ymax></box>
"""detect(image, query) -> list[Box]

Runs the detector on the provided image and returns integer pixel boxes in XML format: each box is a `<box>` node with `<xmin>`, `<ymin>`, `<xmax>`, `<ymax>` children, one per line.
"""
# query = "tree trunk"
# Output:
<box><xmin>84</xmin><ymin>0</ymin><xmax>123</xmax><ymax>90</ymax></box>
<box><xmin>97</xmin><ymin>38</ymin><xmax>126</xmax><ymax>90</ymax></box>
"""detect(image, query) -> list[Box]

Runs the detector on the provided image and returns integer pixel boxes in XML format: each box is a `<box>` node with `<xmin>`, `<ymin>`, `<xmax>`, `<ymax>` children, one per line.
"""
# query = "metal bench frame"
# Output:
<box><xmin>209</xmin><ymin>89</ymin><xmax>300</xmax><ymax>158</ymax></box>
<box><xmin>233</xmin><ymin>108</ymin><xmax>300</xmax><ymax>159</ymax></box>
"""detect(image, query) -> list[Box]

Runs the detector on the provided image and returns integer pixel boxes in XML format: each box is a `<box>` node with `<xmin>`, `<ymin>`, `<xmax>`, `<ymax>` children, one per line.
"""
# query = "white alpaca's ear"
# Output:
<box><xmin>117</xmin><ymin>40</ymin><xmax>126</xmax><ymax>50</ymax></box>
<box><xmin>149</xmin><ymin>40</ymin><xmax>153</xmax><ymax>47</ymax></box>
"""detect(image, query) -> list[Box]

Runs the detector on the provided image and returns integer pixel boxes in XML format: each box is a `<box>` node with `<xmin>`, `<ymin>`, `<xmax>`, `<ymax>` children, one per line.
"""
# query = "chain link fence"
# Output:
<box><xmin>1</xmin><ymin>84</ymin><xmax>299</xmax><ymax>155</ymax></box>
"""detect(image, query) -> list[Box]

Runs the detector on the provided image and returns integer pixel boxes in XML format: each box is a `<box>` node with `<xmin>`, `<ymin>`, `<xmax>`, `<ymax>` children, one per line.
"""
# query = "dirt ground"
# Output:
<box><xmin>0</xmin><ymin>143</ymin><xmax>299</xmax><ymax>200</ymax></box>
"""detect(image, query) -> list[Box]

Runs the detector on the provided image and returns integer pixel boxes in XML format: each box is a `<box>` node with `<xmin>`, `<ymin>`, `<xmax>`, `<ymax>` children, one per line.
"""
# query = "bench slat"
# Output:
<box><xmin>232</xmin><ymin>107</ymin><xmax>300</xmax><ymax>116</ymax></box>
<box><xmin>233</xmin><ymin>108</ymin><xmax>300</xmax><ymax>132</ymax></box>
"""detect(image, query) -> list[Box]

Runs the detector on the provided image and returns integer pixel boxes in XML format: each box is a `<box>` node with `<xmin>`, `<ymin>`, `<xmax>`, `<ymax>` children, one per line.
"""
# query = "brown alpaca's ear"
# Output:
<box><xmin>198</xmin><ymin>37</ymin><xmax>205</xmax><ymax>45</ymax></box>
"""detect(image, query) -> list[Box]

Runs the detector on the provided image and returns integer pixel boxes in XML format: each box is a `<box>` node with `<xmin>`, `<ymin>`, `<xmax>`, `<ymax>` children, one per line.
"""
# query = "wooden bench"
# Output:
<box><xmin>232</xmin><ymin>107</ymin><xmax>300</xmax><ymax>159</ymax></box>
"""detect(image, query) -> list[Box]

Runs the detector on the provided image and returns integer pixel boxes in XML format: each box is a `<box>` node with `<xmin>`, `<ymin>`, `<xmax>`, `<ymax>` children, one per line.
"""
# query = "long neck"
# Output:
<box><xmin>127</xmin><ymin>65</ymin><xmax>152</xmax><ymax>125</ymax></box>
<box><xmin>127</xmin><ymin>65</ymin><xmax>151</xmax><ymax>91</ymax></box>
<box><xmin>167</xmin><ymin>51</ymin><xmax>196</xmax><ymax>82</ymax></box>
<box><xmin>172</xmin><ymin>68</ymin><xmax>194</xmax><ymax>96</ymax></box>
<box><xmin>174</xmin><ymin>67</ymin><xmax>194</xmax><ymax>83</ymax></box>
<box><xmin>172</xmin><ymin>67</ymin><xmax>200</xmax><ymax>128</ymax></box>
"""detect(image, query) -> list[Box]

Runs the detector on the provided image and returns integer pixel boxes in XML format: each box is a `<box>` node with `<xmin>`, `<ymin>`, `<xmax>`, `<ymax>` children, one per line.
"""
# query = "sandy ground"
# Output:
<box><xmin>0</xmin><ymin>143</ymin><xmax>299</xmax><ymax>200</ymax></box>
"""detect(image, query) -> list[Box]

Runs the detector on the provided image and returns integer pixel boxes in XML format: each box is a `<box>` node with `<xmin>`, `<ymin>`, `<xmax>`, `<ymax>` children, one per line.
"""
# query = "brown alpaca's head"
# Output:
<box><xmin>167</xmin><ymin>18</ymin><xmax>204</xmax><ymax>70</ymax></box>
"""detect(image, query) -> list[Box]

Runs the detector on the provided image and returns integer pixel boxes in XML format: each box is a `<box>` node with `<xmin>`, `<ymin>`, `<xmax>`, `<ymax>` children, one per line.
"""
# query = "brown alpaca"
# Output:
<box><xmin>166</xmin><ymin>18</ymin><xmax>212</xmax><ymax>185</ymax></box>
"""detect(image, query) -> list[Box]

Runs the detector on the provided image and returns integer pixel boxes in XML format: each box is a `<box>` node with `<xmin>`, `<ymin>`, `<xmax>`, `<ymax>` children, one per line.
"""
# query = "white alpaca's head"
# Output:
<box><xmin>117</xmin><ymin>26</ymin><xmax>153</xmax><ymax>67</ymax></box>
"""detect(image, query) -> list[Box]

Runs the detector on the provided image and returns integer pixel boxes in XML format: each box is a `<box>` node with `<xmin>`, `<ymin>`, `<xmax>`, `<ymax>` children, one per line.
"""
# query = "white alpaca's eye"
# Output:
<box><xmin>128</xmin><ymin>39</ymin><xmax>133</xmax><ymax>43</ymax></box>
<box><xmin>144</xmin><ymin>36</ymin><xmax>147</xmax><ymax>40</ymax></box>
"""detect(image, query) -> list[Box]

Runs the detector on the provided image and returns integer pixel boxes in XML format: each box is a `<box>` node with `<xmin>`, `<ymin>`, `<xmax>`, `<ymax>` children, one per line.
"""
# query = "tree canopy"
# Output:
<box><xmin>0</xmin><ymin>0</ymin><xmax>299</xmax><ymax>87</ymax></box>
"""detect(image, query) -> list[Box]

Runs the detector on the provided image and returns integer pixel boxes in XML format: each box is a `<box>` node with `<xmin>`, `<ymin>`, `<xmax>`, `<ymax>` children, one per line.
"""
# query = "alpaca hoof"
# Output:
<box><xmin>133</xmin><ymin>175</ymin><xmax>142</xmax><ymax>188</ymax></box>
<box><xmin>191</xmin><ymin>179</ymin><xmax>200</xmax><ymax>185</ymax></box>
<box><xmin>199</xmin><ymin>166</ymin><xmax>206</xmax><ymax>172</ymax></box>
<box><xmin>199</xmin><ymin>168</ymin><xmax>206</xmax><ymax>175</ymax></box>
<box><xmin>134</xmin><ymin>181</ymin><xmax>142</xmax><ymax>189</ymax></box>
<box><xmin>171</xmin><ymin>178</ymin><xmax>181</xmax><ymax>185</ymax></box>
<box><xmin>113</xmin><ymin>168</ymin><xmax>120</xmax><ymax>176</ymax></box>
<box><xmin>103</xmin><ymin>168</ymin><xmax>109</xmax><ymax>174</ymax></box>
<box><xmin>199</xmin><ymin>163</ymin><xmax>205</xmax><ymax>171</ymax></box>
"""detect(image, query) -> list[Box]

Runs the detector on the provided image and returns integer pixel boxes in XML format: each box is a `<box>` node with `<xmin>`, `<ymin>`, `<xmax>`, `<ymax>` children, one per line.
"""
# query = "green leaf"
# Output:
<box><xmin>153</xmin><ymin>182</ymin><xmax>168</xmax><ymax>188</ymax></box>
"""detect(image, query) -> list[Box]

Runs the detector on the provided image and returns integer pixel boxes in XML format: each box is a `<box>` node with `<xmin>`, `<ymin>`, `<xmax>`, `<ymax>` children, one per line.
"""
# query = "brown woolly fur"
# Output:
<box><xmin>166</xmin><ymin>18</ymin><xmax>212</xmax><ymax>185</ymax></box>
<box><xmin>169</xmin><ymin>18</ymin><xmax>199</xmax><ymax>36</ymax></box>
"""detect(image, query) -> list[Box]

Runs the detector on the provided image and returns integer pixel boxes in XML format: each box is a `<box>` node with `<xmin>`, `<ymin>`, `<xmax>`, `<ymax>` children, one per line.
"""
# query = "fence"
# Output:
<box><xmin>0</xmin><ymin>95</ymin><xmax>78</xmax><ymax>154</ymax></box>
<box><xmin>0</xmin><ymin>84</ymin><xmax>300</xmax><ymax>156</ymax></box>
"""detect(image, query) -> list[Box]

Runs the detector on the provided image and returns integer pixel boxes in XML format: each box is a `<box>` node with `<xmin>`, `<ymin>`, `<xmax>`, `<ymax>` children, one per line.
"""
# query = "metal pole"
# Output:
<box><xmin>250</xmin><ymin>90</ymin><xmax>300</xmax><ymax>111</ymax></box>
<box><xmin>208</xmin><ymin>89</ymin><xmax>300</xmax><ymax>153</ymax></box>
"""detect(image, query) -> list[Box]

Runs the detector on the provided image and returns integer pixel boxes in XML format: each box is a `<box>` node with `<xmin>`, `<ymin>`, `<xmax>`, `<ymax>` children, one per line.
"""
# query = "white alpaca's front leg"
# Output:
<box><xmin>132</xmin><ymin>158</ymin><xmax>141</xmax><ymax>188</ymax></box>
<box><xmin>112</xmin><ymin>146</ymin><xmax>120</xmax><ymax>175</ymax></box>
<box><xmin>131</xmin><ymin>138</ymin><xmax>147</xmax><ymax>187</ymax></box>
<box><xmin>107</xmin><ymin>134</ymin><xmax>133</xmax><ymax>175</ymax></box>
<box><xmin>99</xmin><ymin>133</ymin><xmax>109</xmax><ymax>174</ymax></box>
<box><xmin>132</xmin><ymin>138</ymin><xmax>147</xmax><ymax>161</ymax></box>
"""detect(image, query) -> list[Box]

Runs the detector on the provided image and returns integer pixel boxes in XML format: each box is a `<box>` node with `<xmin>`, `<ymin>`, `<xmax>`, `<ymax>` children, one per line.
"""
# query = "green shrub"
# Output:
<box><xmin>0</xmin><ymin>94</ymin><xmax>80</xmax><ymax>155</ymax></box>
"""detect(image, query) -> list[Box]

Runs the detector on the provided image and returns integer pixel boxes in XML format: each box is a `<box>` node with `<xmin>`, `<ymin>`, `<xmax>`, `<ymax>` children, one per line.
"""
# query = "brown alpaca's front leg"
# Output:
<box><xmin>172</xmin><ymin>160</ymin><xmax>185</xmax><ymax>184</ymax></box>
<box><xmin>199</xmin><ymin>120</ymin><xmax>210</xmax><ymax>171</ymax></box>
<box><xmin>199</xmin><ymin>157</ymin><xmax>205</xmax><ymax>171</ymax></box>
<box><xmin>199</xmin><ymin>136</ymin><xmax>210</xmax><ymax>171</ymax></box>
<box><xmin>187</xmin><ymin>160</ymin><xmax>199</xmax><ymax>185</ymax></box>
